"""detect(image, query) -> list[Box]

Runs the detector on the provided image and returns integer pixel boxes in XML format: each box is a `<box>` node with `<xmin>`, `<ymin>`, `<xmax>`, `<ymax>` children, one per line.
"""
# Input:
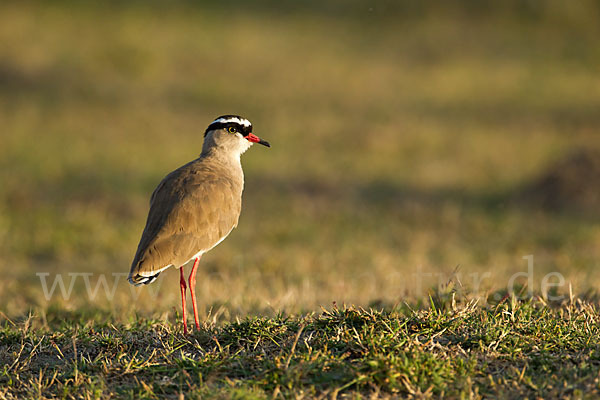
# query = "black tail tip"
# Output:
<box><xmin>128</xmin><ymin>273</ymin><xmax>160</xmax><ymax>286</ymax></box>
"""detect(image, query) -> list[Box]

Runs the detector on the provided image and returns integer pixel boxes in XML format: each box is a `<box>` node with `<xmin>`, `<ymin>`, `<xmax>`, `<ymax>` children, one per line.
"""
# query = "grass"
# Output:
<box><xmin>1</xmin><ymin>0</ymin><xmax>600</xmax><ymax>316</ymax></box>
<box><xmin>2</xmin><ymin>295</ymin><xmax>600</xmax><ymax>398</ymax></box>
<box><xmin>2</xmin><ymin>0</ymin><xmax>600</xmax><ymax>397</ymax></box>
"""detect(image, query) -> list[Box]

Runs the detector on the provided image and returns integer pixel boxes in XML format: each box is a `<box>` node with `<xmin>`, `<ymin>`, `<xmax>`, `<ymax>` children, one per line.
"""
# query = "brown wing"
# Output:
<box><xmin>128</xmin><ymin>160</ymin><xmax>242</xmax><ymax>285</ymax></box>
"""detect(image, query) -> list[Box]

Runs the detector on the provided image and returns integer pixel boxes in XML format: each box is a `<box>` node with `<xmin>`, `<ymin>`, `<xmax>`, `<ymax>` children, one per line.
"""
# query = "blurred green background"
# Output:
<box><xmin>1</xmin><ymin>0</ymin><xmax>600</xmax><ymax>320</ymax></box>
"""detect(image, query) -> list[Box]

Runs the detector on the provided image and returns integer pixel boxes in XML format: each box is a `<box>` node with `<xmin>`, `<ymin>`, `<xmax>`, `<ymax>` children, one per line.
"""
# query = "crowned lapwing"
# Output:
<box><xmin>128</xmin><ymin>115</ymin><xmax>270</xmax><ymax>333</ymax></box>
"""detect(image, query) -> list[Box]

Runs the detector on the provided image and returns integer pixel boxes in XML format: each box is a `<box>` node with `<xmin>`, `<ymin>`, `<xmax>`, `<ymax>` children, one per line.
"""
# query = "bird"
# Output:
<box><xmin>128</xmin><ymin>115</ymin><xmax>270</xmax><ymax>333</ymax></box>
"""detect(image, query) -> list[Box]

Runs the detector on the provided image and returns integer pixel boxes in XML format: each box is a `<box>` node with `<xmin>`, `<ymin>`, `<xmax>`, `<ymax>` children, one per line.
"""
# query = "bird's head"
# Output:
<box><xmin>203</xmin><ymin>115</ymin><xmax>270</xmax><ymax>156</ymax></box>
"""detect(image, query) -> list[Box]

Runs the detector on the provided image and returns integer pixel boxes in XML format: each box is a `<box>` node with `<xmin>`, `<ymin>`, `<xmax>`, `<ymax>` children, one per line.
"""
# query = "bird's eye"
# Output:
<box><xmin>227</xmin><ymin>126</ymin><xmax>237</xmax><ymax>133</ymax></box>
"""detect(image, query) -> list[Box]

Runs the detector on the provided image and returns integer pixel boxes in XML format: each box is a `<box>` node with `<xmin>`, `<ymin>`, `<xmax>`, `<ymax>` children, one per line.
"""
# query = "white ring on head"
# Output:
<box><xmin>211</xmin><ymin>117</ymin><xmax>251</xmax><ymax>127</ymax></box>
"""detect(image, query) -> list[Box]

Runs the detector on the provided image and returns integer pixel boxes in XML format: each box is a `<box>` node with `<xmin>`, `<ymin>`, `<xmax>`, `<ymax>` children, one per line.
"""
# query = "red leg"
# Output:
<box><xmin>188</xmin><ymin>257</ymin><xmax>201</xmax><ymax>330</ymax></box>
<box><xmin>179</xmin><ymin>267</ymin><xmax>188</xmax><ymax>334</ymax></box>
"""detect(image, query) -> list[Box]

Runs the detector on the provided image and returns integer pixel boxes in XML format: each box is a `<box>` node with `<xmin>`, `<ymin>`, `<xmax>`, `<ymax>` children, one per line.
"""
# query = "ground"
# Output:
<box><xmin>1</xmin><ymin>1</ymin><xmax>600</xmax><ymax>398</ymax></box>
<box><xmin>2</xmin><ymin>297</ymin><xmax>600</xmax><ymax>398</ymax></box>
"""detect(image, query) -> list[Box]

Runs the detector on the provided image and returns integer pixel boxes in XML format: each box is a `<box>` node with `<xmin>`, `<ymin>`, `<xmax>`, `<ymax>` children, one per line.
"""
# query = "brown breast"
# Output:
<box><xmin>129</xmin><ymin>154</ymin><xmax>244</xmax><ymax>282</ymax></box>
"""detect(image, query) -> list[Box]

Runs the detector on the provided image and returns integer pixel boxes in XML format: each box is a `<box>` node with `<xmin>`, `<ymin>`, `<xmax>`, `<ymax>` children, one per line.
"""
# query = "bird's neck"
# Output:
<box><xmin>199</xmin><ymin>148</ymin><xmax>244</xmax><ymax>183</ymax></box>
<box><xmin>200</xmin><ymin>147</ymin><xmax>240</xmax><ymax>164</ymax></box>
